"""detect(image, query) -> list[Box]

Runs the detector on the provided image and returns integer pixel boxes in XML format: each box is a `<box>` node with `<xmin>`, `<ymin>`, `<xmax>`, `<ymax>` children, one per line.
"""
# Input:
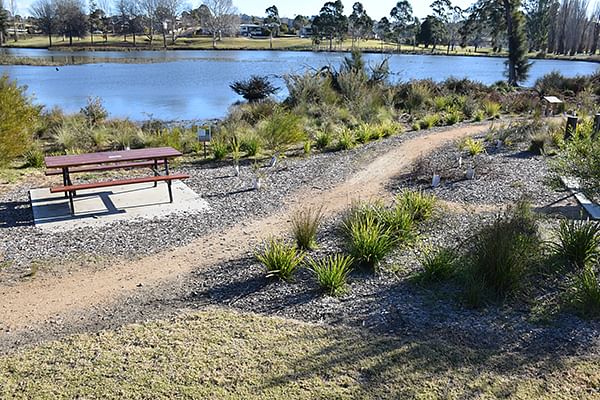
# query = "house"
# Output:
<box><xmin>299</xmin><ymin>25</ymin><xmax>313</xmax><ymax>38</ymax></box>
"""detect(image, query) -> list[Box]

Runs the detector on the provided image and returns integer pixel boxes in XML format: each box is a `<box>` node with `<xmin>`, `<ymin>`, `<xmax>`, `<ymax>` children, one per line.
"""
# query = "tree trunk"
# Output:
<box><xmin>270</xmin><ymin>32</ymin><xmax>273</xmax><ymax>49</ymax></box>
<box><xmin>162</xmin><ymin>30</ymin><xmax>167</xmax><ymax>48</ymax></box>
<box><xmin>212</xmin><ymin>32</ymin><xmax>216</xmax><ymax>48</ymax></box>
<box><xmin>133</xmin><ymin>33</ymin><xmax>136</xmax><ymax>47</ymax></box>
<box><xmin>48</xmin><ymin>33</ymin><xmax>52</xmax><ymax>47</ymax></box>
<box><xmin>329</xmin><ymin>36</ymin><xmax>332</xmax><ymax>51</ymax></box>
<box><xmin>69</xmin><ymin>33</ymin><xmax>73</xmax><ymax>46</ymax></box>
<box><xmin>91</xmin><ymin>32</ymin><xmax>94</xmax><ymax>44</ymax></box>
<box><xmin>503</xmin><ymin>0</ymin><xmax>517</xmax><ymax>86</ymax></box>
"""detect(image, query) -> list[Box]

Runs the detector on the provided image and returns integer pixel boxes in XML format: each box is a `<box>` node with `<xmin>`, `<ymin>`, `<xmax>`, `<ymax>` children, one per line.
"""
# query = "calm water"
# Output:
<box><xmin>1</xmin><ymin>48</ymin><xmax>598</xmax><ymax>121</ymax></box>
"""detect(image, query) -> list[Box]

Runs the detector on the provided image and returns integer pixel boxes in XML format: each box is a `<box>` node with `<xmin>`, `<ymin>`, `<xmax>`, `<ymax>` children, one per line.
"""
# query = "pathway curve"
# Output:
<box><xmin>0</xmin><ymin>123</ymin><xmax>493</xmax><ymax>335</ymax></box>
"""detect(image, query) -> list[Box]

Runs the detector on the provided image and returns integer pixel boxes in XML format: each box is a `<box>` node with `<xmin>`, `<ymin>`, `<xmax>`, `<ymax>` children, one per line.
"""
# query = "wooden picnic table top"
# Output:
<box><xmin>44</xmin><ymin>147</ymin><xmax>183</xmax><ymax>169</ymax></box>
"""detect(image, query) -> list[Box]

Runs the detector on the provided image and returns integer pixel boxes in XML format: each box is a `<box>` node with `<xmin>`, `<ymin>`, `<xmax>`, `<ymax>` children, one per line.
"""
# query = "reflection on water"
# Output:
<box><xmin>1</xmin><ymin>49</ymin><xmax>598</xmax><ymax>121</ymax></box>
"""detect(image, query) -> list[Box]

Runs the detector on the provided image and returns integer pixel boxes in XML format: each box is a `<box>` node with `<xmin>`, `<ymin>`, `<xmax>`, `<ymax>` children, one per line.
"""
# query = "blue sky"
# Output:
<box><xmin>17</xmin><ymin>0</ymin><xmax>474</xmax><ymax>18</ymax></box>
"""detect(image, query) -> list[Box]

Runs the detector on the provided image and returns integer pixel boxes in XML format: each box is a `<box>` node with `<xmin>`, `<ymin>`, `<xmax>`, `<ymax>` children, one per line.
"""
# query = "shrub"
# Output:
<box><xmin>80</xmin><ymin>96</ymin><xmax>108</xmax><ymax>126</ymax></box>
<box><xmin>460</xmin><ymin>137</ymin><xmax>485</xmax><ymax>156</ymax></box>
<box><xmin>396</xmin><ymin>190</ymin><xmax>436</xmax><ymax>222</ymax></box>
<box><xmin>483</xmin><ymin>100</ymin><xmax>501</xmax><ymax>119</ymax></box>
<box><xmin>433</xmin><ymin>96</ymin><xmax>451</xmax><ymax>112</ymax></box>
<box><xmin>399</xmin><ymin>81</ymin><xmax>432</xmax><ymax>112</ymax></box>
<box><xmin>284</xmin><ymin>72</ymin><xmax>337</xmax><ymax>106</ymax></box>
<box><xmin>473</xmin><ymin>109</ymin><xmax>486</xmax><ymax>122</ymax></box>
<box><xmin>417</xmin><ymin>247</ymin><xmax>459</xmax><ymax>283</ymax></box>
<box><xmin>307</xmin><ymin>254</ymin><xmax>354</xmax><ymax>296</ymax></box>
<box><xmin>0</xmin><ymin>75</ymin><xmax>41</xmax><ymax>166</ymax></box>
<box><xmin>380</xmin><ymin>205</ymin><xmax>416</xmax><ymax>244</ymax></box>
<box><xmin>259</xmin><ymin>108</ymin><xmax>306</xmax><ymax>154</ymax></box>
<box><xmin>212</xmin><ymin>139</ymin><xmax>229</xmax><ymax>160</ymax></box>
<box><xmin>230</xmin><ymin>75</ymin><xmax>280</xmax><ymax>103</ymax></box>
<box><xmin>344</xmin><ymin>214</ymin><xmax>396</xmax><ymax>270</ymax></box>
<box><xmin>465</xmin><ymin>201</ymin><xmax>541</xmax><ymax>301</ymax></box>
<box><xmin>24</xmin><ymin>146</ymin><xmax>45</xmax><ymax>168</ymax></box>
<box><xmin>354</xmin><ymin>123</ymin><xmax>373</xmax><ymax>144</ymax></box>
<box><xmin>570</xmin><ymin>266</ymin><xmax>600</xmax><ymax>319</ymax></box>
<box><xmin>239</xmin><ymin>132</ymin><xmax>262</xmax><ymax>157</ymax></box>
<box><xmin>145</xmin><ymin>127</ymin><xmax>197</xmax><ymax>153</ymax></box>
<box><xmin>53</xmin><ymin>126</ymin><xmax>81</xmax><ymax>152</ymax></box>
<box><xmin>552</xmin><ymin>219</ymin><xmax>600</xmax><ymax>269</ymax></box>
<box><xmin>376</xmin><ymin>120</ymin><xmax>402</xmax><ymax>138</ymax></box>
<box><xmin>445</xmin><ymin>110</ymin><xmax>462</xmax><ymax>125</ymax></box>
<box><xmin>553</xmin><ymin>130</ymin><xmax>600</xmax><ymax>196</ymax></box>
<box><xmin>291</xmin><ymin>206</ymin><xmax>324</xmax><ymax>250</ymax></box>
<box><xmin>256</xmin><ymin>238</ymin><xmax>305</xmax><ymax>282</ymax></box>
<box><xmin>337</xmin><ymin>129</ymin><xmax>356</xmax><ymax>150</ymax></box>
<box><xmin>529</xmin><ymin>131</ymin><xmax>551</xmax><ymax>155</ymax></box>
<box><xmin>315</xmin><ymin>131</ymin><xmax>332</xmax><ymax>150</ymax></box>
<box><xmin>418</xmin><ymin>114</ymin><xmax>440</xmax><ymax>130</ymax></box>
<box><xmin>534</xmin><ymin>71</ymin><xmax>591</xmax><ymax>97</ymax></box>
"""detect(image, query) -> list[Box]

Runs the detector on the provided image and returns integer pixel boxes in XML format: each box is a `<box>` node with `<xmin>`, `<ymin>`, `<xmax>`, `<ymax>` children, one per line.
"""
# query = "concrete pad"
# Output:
<box><xmin>30</xmin><ymin>181</ymin><xmax>210</xmax><ymax>231</ymax></box>
<box><xmin>562</xmin><ymin>176</ymin><xmax>600</xmax><ymax>220</ymax></box>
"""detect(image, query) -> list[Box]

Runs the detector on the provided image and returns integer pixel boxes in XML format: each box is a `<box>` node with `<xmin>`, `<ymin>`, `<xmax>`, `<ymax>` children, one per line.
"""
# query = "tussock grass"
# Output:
<box><xmin>570</xmin><ymin>266</ymin><xmax>600</xmax><ymax>319</ymax></box>
<box><xmin>552</xmin><ymin>219</ymin><xmax>600</xmax><ymax>270</ymax></box>
<box><xmin>307</xmin><ymin>254</ymin><xmax>354</xmax><ymax>296</ymax></box>
<box><xmin>291</xmin><ymin>206</ymin><xmax>324</xmax><ymax>251</ymax></box>
<box><xmin>256</xmin><ymin>238</ymin><xmax>305</xmax><ymax>282</ymax></box>
<box><xmin>417</xmin><ymin>247</ymin><xmax>459</xmax><ymax>283</ymax></box>
<box><xmin>396</xmin><ymin>190</ymin><xmax>436</xmax><ymax>222</ymax></box>
<box><xmin>344</xmin><ymin>214</ymin><xmax>396</xmax><ymax>270</ymax></box>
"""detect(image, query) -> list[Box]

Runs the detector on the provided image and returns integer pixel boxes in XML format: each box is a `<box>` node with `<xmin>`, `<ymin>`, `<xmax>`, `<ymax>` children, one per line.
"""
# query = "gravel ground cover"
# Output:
<box><xmin>0</xmin><ymin>128</ymin><xmax>434</xmax><ymax>277</ymax></box>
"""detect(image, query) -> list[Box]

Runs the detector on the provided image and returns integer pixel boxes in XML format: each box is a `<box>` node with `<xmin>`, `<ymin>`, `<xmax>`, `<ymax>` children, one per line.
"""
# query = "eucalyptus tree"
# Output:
<box><xmin>88</xmin><ymin>0</ymin><xmax>106</xmax><ymax>44</ymax></box>
<box><xmin>265</xmin><ymin>5</ymin><xmax>279</xmax><ymax>49</ymax></box>
<box><xmin>375</xmin><ymin>16</ymin><xmax>391</xmax><ymax>49</ymax></box>
<box><xmin>0</xmin><ymin>0</ymin><xmax>7</xmax><ymax>44</ymax></box>
<box><xmin>390</xmin><ymin>1</ymin><xmax>413</xmax><ymax>51</ymax></box>
<box><xmin>348</xmin><ymin>3</ymin><xmax>373</xmax><ymax>47</ymax></box>
<box><xmin>116</xmin><ymin>0</ymin><xmax>142</xmax><ymax>44</ymax></box>
<box><xmin>30</xmin><ymin>0</ymin><xmax>58</xmax><ymax>46</ymax></box>
<box><xmin>9</xmin><ymin>0</ymin><xmax>16</xmax><ymax>41</ymax></box>
<box><xmin>524</xmin><ymin>0</ymin><xmax>558</xmax><ymax>52</ymax></box>
<box><xmin>312</xmin><ymin>0</ymin><xmax>347</xmax><ymax>51</ymax></box>
<box><xmin>430</xmin><ymin>0</ymin><xmax>463</xmax><ymax>53</ymax></box>
<box><xmin>139</xmin><ymin>0</ymin><xmax>158</xmax><ymax>46</ymax></box>
<box><xmin>418</xmin><ymin>15</ymin><xmax>445</xmax><ymax>50</ymax></box>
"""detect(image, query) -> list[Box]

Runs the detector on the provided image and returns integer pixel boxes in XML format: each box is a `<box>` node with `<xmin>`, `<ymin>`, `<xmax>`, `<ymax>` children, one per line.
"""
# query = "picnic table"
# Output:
<box><xmin>44</xmin><ymin>147</ymin><xmax>190</xmax><ymax>215</ymax></box>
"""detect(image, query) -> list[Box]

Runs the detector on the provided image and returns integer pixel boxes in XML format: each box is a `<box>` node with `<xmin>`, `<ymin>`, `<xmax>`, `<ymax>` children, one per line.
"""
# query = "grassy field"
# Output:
<box><xmin>0</xmin><ymin>308</ymin><xmax>598</xmax><ymax>399</ymax></box>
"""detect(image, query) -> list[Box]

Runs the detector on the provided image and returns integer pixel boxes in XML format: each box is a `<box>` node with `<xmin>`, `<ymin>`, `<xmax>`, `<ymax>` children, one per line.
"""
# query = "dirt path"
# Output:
<box><xmin>0</xmin><ymin>124</ymin><xmax>492</xmax><ymax>333</ymax></box>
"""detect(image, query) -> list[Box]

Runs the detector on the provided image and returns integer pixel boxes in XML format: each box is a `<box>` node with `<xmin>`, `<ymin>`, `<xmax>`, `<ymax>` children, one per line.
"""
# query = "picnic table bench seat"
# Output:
<box><xmin>45</xmin><ymin>160</ymin><xmax>166</xmax><ymax>176</ymax></box>
<box><xmin>49</xmin><ymin>173</ymin><xmax>190</xmax><ymax>194</ymax></box>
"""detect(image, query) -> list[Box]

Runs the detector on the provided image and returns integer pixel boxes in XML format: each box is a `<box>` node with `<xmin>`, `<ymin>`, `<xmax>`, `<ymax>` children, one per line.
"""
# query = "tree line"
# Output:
<box><xmin>0</xmin><ymin>0</ymin><xmax>599</xmax><ymax>84</ymax></box>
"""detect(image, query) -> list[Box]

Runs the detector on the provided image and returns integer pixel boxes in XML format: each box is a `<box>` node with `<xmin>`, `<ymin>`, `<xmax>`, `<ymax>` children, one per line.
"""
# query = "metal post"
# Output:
<box><xmin>566</xmin><ymin>115</ymin><xmax>578</xmax><ymax>141</ymax></box>
<box><xmin>68</xmin><ymin>191</ymin><xmax>74</xmax><ymax>215</ymax></box>
<box><xmin>153</xmin><ymin>159</ymin><xmax>158</xmax><ymax>187</ymax></box>
<box><xmin>62</xmin><ymin>167</ymin><xmax>69</xmax><ymax>198</ymax></box>
<box><xmin>593</xmin><ymin>113</ymin><xmax>600</xmax><ymax>140</ymax></box>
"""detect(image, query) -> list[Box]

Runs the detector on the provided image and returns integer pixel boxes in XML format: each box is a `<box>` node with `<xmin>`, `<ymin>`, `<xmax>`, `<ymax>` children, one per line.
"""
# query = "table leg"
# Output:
<box><xmin>62</xmin><ymin>168</ymin><xmax>68</xmax><ymax>198</ymax></box>
<box><xmin>153</xmin><ymin>159</ymin><xmax>158</xmax><ymax>187</ymax></box>
<box><xmin>165</xmin><ymin>158</ymin><xmax>173</xmax><ymax>203</ymax></box>
<box><xmin>68</xmin><ymin>191</ymin><xmax>74</xmax><ymax>215</ymax></box>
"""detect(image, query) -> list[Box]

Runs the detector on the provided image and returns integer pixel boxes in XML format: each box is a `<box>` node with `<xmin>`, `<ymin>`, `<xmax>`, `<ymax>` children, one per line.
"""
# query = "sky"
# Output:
<box><xmin>15</xmin><ymin>0</ymin><xmax>474</xmax><ymax>19</ymax></box>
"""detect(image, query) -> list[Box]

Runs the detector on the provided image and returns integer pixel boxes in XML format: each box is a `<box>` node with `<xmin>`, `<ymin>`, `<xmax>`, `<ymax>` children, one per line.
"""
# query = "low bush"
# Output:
<box><xmin>80</xmin><ymin>96</ymin><xmax>108</xmax><ymax>126</ymax></box>
<box><xmin>463</xmin><ymin>201</ymin><xmax>541</xmax><ymax>303</ymax></box>
<box><xmin>337</xmin><ymin>129</ymin><xmax>356</xmax><ymax>150</ymax></box>
<box><xmin>534</xmin><ymin>71</ymin><xmax>591</xmax><ymax>97</ymax></box>
<box><xmin>473</xmin><ymin>110</ymin><xmax>486</xmax><ymax>122</ymax></box>
<box><xmin>344</xmin><ymin>214</ymin><xmax>396</xmax><ymax>270</ymax></box>
<box><xmin>315</xmin><ymin>131</ymin><xmax>332</xmax><ymax>150</ymax></box>
<box><xmin>239</xmin><ymin>132</ymin><xmax>262</xmax><ymax>157</ymax></box>
<box><xmin>376</xmin><ymin>120</ymin><xmax>402</xmax><ymax>138</ymax></box>
<box><xmin>256</xmin><ymin>238</ymin><xmax>305</xmax><ymax>282</ymax></box>
<box><xmin>552</xmin><ymin>219</ymin><xmax>600</xmax><ymax>269</ymax></box>
<box><xmin>212</xmin><ymin>139</ymin><xmax>229</xmax><ymax>160</ymax></box>
<box><xmin>553</xmin><ymin>129</ymin><xmax>600</xmax><ymax>196</ymax></box>
<box><xmin>380</xmin><ymin>206</ymin><xmax>416</xmax><ymax>244</ymax></box>
<box><xmin>418</xmin><ymin>114</ymin><xmax>440</xmax><ymax>130</ymax></box>
<box><xmin>396</xmin><ymin>190</ymin><xmax>436</xmax><ymax>222</ymax></box>
<box><xmin>482</xmin><ymin>100</ymin><xmax>501</xmax><ymax>119</ymax></box>
<box><xmin>417</xmin><ymin>247</ymin><xmax>459</xmax><ymax>283</ymax></box>
<box><xmin>0</xmin><ymin>75</ymin><xmax>41</xmax><ymax>165</ymax></box>
<box><xmin>230</xmin><ymin>75</ymin><xmax>280</xmax><ymax>103</ymax></box>
<box><xmin>259</xmin><ymin>108</ymin><xmax>306</xmax><ymax>154</ymax></box>
<box><xmin>460</xmin><ymin>137</ymin><xmax>485</xmax><ymax>156</ymax></box>
<box><xmin>24</xmin><ymin>146</ymin><xmax>45</xmax><ymax>168</ymax></box>
<box><xmin>354</xmin><ymin>123</ymin><xmax>373</xmax><ymax>144</ymax></box>
<box><xmin>570</xmin><ymin>266</ymin><xmax>600</xmax><ymax>319</ymax></box>
<box><xmin>307</xmin><ymin>254</ymin><xmax>354</xmax><ymax>296</ymax></box>
<box><xmin>445</xmin><ymin>110</ymin><xmax>462</xmax><ymax>125</ymax></box>
<box><xmin>291</xmin><ymin>206</ymin><xmax>324</xmax><ymax>250</ymax></box>
<box><xmin>529</xmin><ymin>131</ymin><xmax>551</xmax><ymax>155</ymax></box>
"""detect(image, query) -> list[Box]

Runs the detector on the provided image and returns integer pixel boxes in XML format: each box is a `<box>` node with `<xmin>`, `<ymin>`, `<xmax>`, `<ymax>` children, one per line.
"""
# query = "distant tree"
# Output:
<box><xmin>56</xmin><ymin>0</ymin><xmax>88</xmax><ymax>46</ymax></box>
<box><xmin>9</xmin><ymin>0</ymin><xmax>16</xmax><ymax>41</ymax></box>
<box><xmin>348</xmin><ymin>2</ymin><xmax>373</xmax><ymax>47</ymax></box>
<box><xmin>155</xmin><ymin>0</ymin><xmax>183</xmax><ymax>46</ymax></box>
<box><xmin>230</xmin><ymin>75</ymin><xmax>280</xmax><ymax>103</ymax></box>
<box><xmin>313</xmin><ymin>0</ymin><xmax>347</xmax><ymax>51</ymax></box>
<box><xmin>190</xmin><ymin>3</ymin><xmax>210</xmax><ymax>28</ymax></box>
<box><xmin>88</xmin><ymin>0</ymin><xmax>106</xmax><ymax>44</ymax></box>
<box><xmin>430</xmin><ymin>0</ymin><xmax>463</xmax><ymax>53</ymax></box>
<box><xmin>292</xmin><ymin>14</ymin><xmax>309</xmax><ymax>33</ymax></box>
<box><xmin>116</xmin><ymin>0</ymin><xmax>142</xmax><ymax>44</ymax></box>
<box><xmin>265</xmin><ymin>5</ymin><xmax>279</xmax><ymax>48</ymax></box>
<box><xmin>504</xmin><ymin>0</ymin><xmax>531</xmax><ymax>85</ymax></box>
<box><xmin>0</xmin><ymin>0</ymin><xmax>7</xmax><ymax>45</ymax></box>
<box><xmin>202</xmin><ymin>0</ymin><xmax>239</xmax><ymax>48</ymax></box>
<box><xmin>375</xmin><ymin>16</ymin><xmax>391</xmax><ymax>43</ymax></box>
<box><xmin>390</xmin><ymin>1</ymin><xmax>413</xmax><ymax>51</ymax></box>
<box><xmin>139</xmin><ymin>0</ymin><xmax>158</xmax><ymax>46</ymax></box>
<box><xmin>418</xmin><ymin>15</ymin><xmax>445</xmax><ymax>50</ymax></box>
<box><xmin>30</xmin><ymin>0</ymin><xmax>58</xmax><ymax>46</ymax></box>
<box><xmin>524</xmin><ymin>0</ymin><xmax>556</xmax><ymax>52</ymax></box>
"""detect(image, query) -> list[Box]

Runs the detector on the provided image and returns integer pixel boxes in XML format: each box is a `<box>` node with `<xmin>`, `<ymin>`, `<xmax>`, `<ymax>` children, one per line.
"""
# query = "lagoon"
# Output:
<box><xmin>1</xmin><ymin>48</ymin><xmax>597</xmax><ymax>121</ymax></box>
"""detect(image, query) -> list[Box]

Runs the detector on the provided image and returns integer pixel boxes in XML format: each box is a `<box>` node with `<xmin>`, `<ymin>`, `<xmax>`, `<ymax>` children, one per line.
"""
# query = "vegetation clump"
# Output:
<box><xmin>291</xmin><ymin>206</ymin><xmax>324</xmax><ymax>251</ymax></box>
<box><xmin>230</xmin><ymin>75</ymin><xmax>280</xmax><ymax>103</ymax></box>
<box><xmin>256</xmin><ymin>238</ymin><xmax>305</xmax><ymax>282</ymax></box>
<box><xmin>307</xmin><ymin>254</ymin><xmax>354</xmax><ymax>296</ymax></box>
<box><xmin>417</xmin><ymin>247</ymin><xmax>459</xmax><ymax>283</ymax></box>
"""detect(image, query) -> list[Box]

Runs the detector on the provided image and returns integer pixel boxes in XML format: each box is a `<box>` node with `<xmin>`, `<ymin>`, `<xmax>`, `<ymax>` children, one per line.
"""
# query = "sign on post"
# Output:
<box><xmin>194</xmin><ymin>125</ymin><xmax>212</xmax><ymax>158</ymax></box>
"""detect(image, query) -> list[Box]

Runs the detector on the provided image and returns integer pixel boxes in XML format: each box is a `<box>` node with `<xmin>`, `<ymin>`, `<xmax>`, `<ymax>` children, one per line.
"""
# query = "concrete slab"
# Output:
<box><xmin>561</xmin><ymin>176</ymin><xmax>600</xmax><ymax>220</ymax></box>
<box><xmin>30</xmin><ymin>181</ymin><xmax>209</xmax><ymax>231</ymax></box>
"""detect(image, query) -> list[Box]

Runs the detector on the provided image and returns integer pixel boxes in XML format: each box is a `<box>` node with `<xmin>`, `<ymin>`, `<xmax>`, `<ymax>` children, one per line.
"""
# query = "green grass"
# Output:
<box><xmin>552</xmin><ymin>219</ymin><xmax>600</xmax><ymax>269</ymax></box>
<box><xmin>256</xmin><ymin>238</ymin><xmax>304</xmax><ymax>282</ymax></box>
<box><xmin>0</xmin><ymin>308</ymin><xmax>598</xmax><ymax>399</ymax></box>
<box><xmin>291</xmin><ymin>206</ymin><xmax>324</xmax><ymax>251</ymax></box>
<box><xmin>307</xmin><ymin>254</ymin><xmax>354</xmax><ymax>296</ymax></box>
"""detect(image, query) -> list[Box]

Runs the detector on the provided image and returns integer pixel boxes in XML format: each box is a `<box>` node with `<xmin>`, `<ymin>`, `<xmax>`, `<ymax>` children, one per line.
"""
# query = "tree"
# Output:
<box><xmin>56</xmin><ymin>0</ymin><xmax>88</xmax><ymax>46</ymax></box>
<box><xmin>348</xmin><ymin>2</ymin><xmax>373</xmax><ymax>47</ymax></box>
<box><xmin>292</xmin><ymin>14</ymin><xmax>308</xmax><ymax>34</ymax></box>
<box><xmin>30</xmin><ymin>0</ymin><xmax>58</xmax><ymax>46</ymax></box>
<box><xmin>418</xmin><ymin>15</ymin><xmax>445</xmax><ymax>50</ymax></box>
<box><xmin>9</xmin><ymin>0</ymin><xmax>16</xmax><ymax>41</ymax></box>
<box><xmin>431</xmin><ymin>0</ymin><xmax>463</xmax><ymax>54</ymax></box>
<box><xmin>230</xmin><ymin>75</ymin><xmax>280</xmax><ymax>102</ymax></box>
<box><xmin>116</xmin><ymin>0</ymin><xmax>142</xmax><ymax>45</ymax></box>
<box><xmin>313</xmin><ymin>0</ymin><xmax>347</xmax><ymax>51</ymax></box>
<box><xmin>375</xmin><ymin>16</ymin><xmax>391</xmax><ymax>48</ymax></box>
<box><xmin>0</xmin><ymin>0</ymin><xmax>7</xmax><ymax>45</ymax></box>
<box><xmin>265</xmin><ymin>5</ymin><xmax>279</xmax><ymax>49</ymax></box>
<box><xmin>202</xmin><ymin>0</ymin><xmax>239</xmax><ymax>48</ymax></box>
<box><xmin>503</xmin><ymin>0</ymin><xmax>531</xmax><ymax>85</ymax></box>
<box><xmin>524</xmin><ymin>0</ymin><xmax>556</xmax><ymax>52</ymax></box>
<box><xmin>139</xmin><ymin>0</ymin><xmax>158</xmax><ymax>46</ymax></box>
<box><xmin>390</xmin><ymin>1</ymin><xmax>413</xmax><ymax>51</ymax></box>
<box><xmin>88</xmin><ymin>0</ymin><xmax>106</xmax><ymax>44</ymax></box>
